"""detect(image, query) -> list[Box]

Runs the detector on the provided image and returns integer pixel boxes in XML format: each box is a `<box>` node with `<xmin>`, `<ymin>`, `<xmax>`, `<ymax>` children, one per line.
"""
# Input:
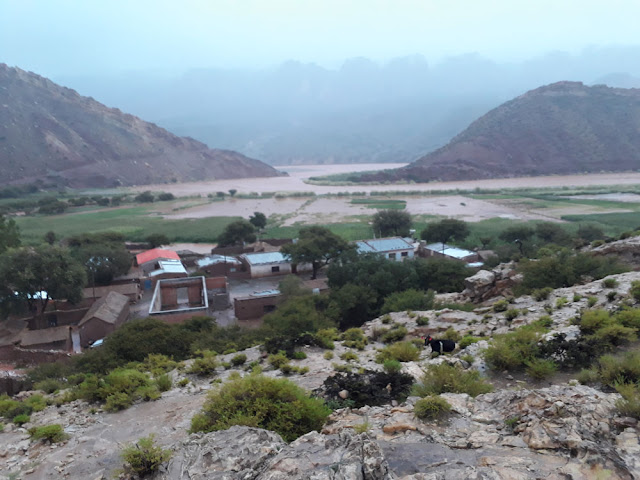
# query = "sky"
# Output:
<box><xmin>1</xmin><ymin>0</ymin><xmax>640</xmax><ymax>77</ymax></box>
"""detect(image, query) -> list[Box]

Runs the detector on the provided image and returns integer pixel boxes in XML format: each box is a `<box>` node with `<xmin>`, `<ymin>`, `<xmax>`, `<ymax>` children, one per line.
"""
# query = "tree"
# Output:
<box><xmin>327</xmin><ymin>283</ymin><xmax>377</xmax><ymax>329</ymax></box>
<box><xmin>0</xmin><ymin>245</ymin><xmax>86</xmax><ymax>318</ymax></box>
<box><xmin>535</xmin><ymin>222</ymin><xmax>572</xmax><ymax>245</ymax></box>
<box><xmin>0</xmin><ymin>215</ymin><xmax>20</xmax><ymax>254</ymax></box>
<box><xmin>372</xmin><ymin>210</ymin><xmax>412</xmax><ymax>237</ymax></box>
<box><xmin>157</xmin><ymin>193</ymin><xmax>175</xmax><ymax>201</ymax></box>
<box><xmin>217</xmin><ymin>220</ymin><xmax>256</xmax><ymax>247</ymax></box>
<box><xmin>228</xmin><ymin>189</ymin><xmax>237</xmax><ymax>197</ymax></box>
<box><xmin>71</xmin><ymin>243</ymin><xmax>132</xmax><ymax>286</ymax></box>
<box><xmin>249</xmin><ymin>211</ymin><xmax>267</xmax><ymax>230</ymax></box>
<box><xmin>281</xmin><ymin>226</ymin><xmax>353</xmax><ymax>279</ymax></box>
<box><xmin>577</xmin><ymin>224</ymin><xmax>605</xmax><ymax>242</ymax></box>
<box><xmin>498</xmin><ymin>225</ymin><xmax>534</xmax><ymax>243</ymax></box>
<box><xmin>44</xmin><ymin>231</ymin><xmax>56</xmax><ymax>245</ymax></box>
<box><xmin>134</xmin><ymin>191</ymin><xmax>155</xmax><ymax>203</ymax></box>
<box><xmin>146</xmin><ymin>233</ymin><xmax>169</xmax><ymax>248</ymax></box>
<box><xmin>421</xmin><ymin>219</ymin><xmax>469</xmax><ymax>250</ymax></box>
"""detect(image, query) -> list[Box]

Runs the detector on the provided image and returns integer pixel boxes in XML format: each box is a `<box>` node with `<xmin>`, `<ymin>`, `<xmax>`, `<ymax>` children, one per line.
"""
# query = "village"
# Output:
<box><xmin>0</xmin><ymin>234</ymin><xmax>486</xmax><ymax>369</ymax></box>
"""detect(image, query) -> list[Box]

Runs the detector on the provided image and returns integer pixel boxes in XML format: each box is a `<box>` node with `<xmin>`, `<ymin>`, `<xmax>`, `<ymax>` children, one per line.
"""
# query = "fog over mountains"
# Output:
<box><xmin>53</xmin><ymin>46</ymin><xmax>640</xmax><ymax>166</ymax></box>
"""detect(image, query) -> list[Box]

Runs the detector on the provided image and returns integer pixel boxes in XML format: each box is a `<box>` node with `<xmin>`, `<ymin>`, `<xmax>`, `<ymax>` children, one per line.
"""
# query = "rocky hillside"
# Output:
<box><xmin>0</xmin><ymin>64</ymin><xmax>282</xmax><ymax>188</ymax></box>
<box><xmin>360</xmin><ymin>82</ymin><xmax>640</xmax><ymax>183</ymax></box>
<box><xmin>2</xmin><ymin>268</ymin><xmax>640</xmax><ymax>479</ymax></box>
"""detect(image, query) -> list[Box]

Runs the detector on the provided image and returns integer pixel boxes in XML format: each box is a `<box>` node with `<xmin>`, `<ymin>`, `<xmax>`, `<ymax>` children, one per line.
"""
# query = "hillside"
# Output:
<box><xmin>360</xmin><ymin>81</ymin><xmax>640</xmax><ymax>183</ymax></box>
<box><xmin>0</xmin><ymin>64</ymin><xmax>282</xmax><ymax>188</ymax></box>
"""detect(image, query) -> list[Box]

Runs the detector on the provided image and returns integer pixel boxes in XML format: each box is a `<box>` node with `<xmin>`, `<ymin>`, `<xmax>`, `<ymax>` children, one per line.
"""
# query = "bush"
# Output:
<box><xmin>379</xmin><ymin>325</ymin><xmax>408</xmax><ymax>344</ymax></box>
<box><xmin>155</xmin><ymin>374</ymin><xmax>172</xmax><ymax>392</ymax></box>
<box><xmin>34</xmin><ymin>378</ymin><xmax>64</xmax><ymax>394</ymax></box>
<box><xmin>383</xmin><ymin>360</ymin><xmax>402</xmax><ymax>374</ymax></box>
<box><xmin>231</xmin><ymin>354</ymin><xmax>247</xmax><ymax>366</ymax></box>
<box><xmin>323</xmin><ymin>351</ymin><xmax>334</xmax><ymax>360</ymax></box>
<box><xmin>615</xmin><ymin>383</ymin><xmax>640</xmax><ymax>420</ymax></box>
<box><xmin>13</xmin><ymin>413</ymin><xmax>30</xmax><ymax>425</ymax></box>
<box><xmin>291</xmin><ymin>351</ymin><xmax>307</xmax><ymax>360</ymax></box>
<box><xmin>597</xmin><ymin>351</ymin><xmax>640</xmax><ymax>386</ymax></box>
<box><xmin>532</xmin><ymin>287</ymin><xmax>553</xmax><ymax>301</ymax></box>
<box><xmin>377</xmin><ymin>341</ymin><xmax>420</xmax><ymax>363</ymax></box>
<box><xmin>484</xmin><ymin>325</ymin><xmax>543</xmax><ymax>371</ymax></box>
<box><xmin>588</xmin><ymin>324</ymin><xmax>637</xmax><ymax>346</ymax></box>
<box><xmin>381</xmin><ymin>289</ymin><xmax>434</xmax><ymax>314</ymax></box>
<box><xmin>555</xmin><ymin>297</ymin><xmax>568</xmax><ymax>309</ymax></box>
<box><xmin>493</xmin><ymin>300</ymin><xmax>508</xmax><ymax>312</ymax></box>
<box><xmin>504</xmin><ymin>309</ymin><xmax>520</xmax><ymax>321</ymax></box>
<box><xmin>602</xmin><ymin>278</ymin><xmax>619</xmax><ymax>288</ymax></box>
<box><xmin>28</xmin><ymin>424</ymin><xmax>67</xmax><ymax>443</ymax></box>
<box><xmin>319</xmin><ymin>370</ymin><xmax>414</xmax><ymax>408</ymax></box>
<box><xmin>190</xmin><ymin>374</ymin><xmax>330</xmax><ymax>442</ymax></box>
<box><xmin>631</xmin><ymin>281</ymin><xmax>640</xmax><ymax>302</ymax></box>
<box><xmin>525</xmin><ymin>359</ymin><xmax>557</xmax><ymax>380</ymax></box>
<box><xmin>105</xmin><ymin>392</ymin><xmax>133</xmax><ymax>412</ymax></box>
<box><xmin>340</xmin><ymin>351</ymin><xmax>359</xmax><ymax>362</ymax></box>
<box><xmin>314</xmin><ymin>328</ymin><xmax>338</xmax><ymax>350</ymax></box>
<box><xmin>587</xmin><ymin>296</ymin><xmax>598</xmax><ymax>307</ymax></box>
<box><xmin>341</xmin><ymin>328</ymin><xmax>368</xmax><ymax>350</ymax></box>
<box><xmin>353</xmin><ymin>422</ymin><xmax>371</xmax><ymax>434</ymax></box>
<box><xmin>416</xmin><ymin>316</ymin><xmax>429</xmax><ymax>326</ymax></box>
<box><xmin>188</xmin><ymin>351</ymin><xmax>218</xmax><ymax>376</ymax></box>
<box><xmin>412</xmin><ymin>363</ymin><xmax>492</xmax><ymax>397</ymax></box>
<box><xmin>268</xmin><ymin>351</ymin><xmax>289</xmax><ymax>369</ymax></box>
<box><xmin>459</xmin><ymin>335</ymin><xmax>481</xmax><ymax>349</ymax></box>
<box><xmin>440</xmin><ymin>328</ymin><xmax>461</xmax><ymax>342</ymax></box>
<box><xmin>121</xmin><ymin>434</ymin><xmax>172</xmax><ymax>477</ymax></box>
<box><xmin>616</xmin><ymin>309</ymin><xmax>640</xmax><ymax>330</ymax></box>
<box><xmin>139</xmin><ymin>354</ymin><xmax>177</xmax><ymax>376</ymax></box>
<box><xmin>414</xmin><ymin>395</ymin><xmax>451</xmax><ymax>420</ymax></box>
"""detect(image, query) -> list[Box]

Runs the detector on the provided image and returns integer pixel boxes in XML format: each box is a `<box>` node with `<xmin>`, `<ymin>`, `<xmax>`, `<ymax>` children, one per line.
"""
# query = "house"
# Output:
<box><xmin>82</xmin><ymin>283</ymin><xmax>141</xmax><ymax>303</ymax></box>
<box><xmin>234</xmin><ymin>289</ymin><xmax>281</xmax><ymax>320</ymax></box>
<box><xmin>196</xmin><ymin>255</ymin><xmax>245</xmax><ymax>277</ymax></box>
<box><xmin>239</xmin><ymin>252</ymin><xmax>311</xmax><ymax>278</ymax></box>
<box><xmin>149</xmin><ymin>276</ymin><xmax>208</xmax><ymax>316</ymax></box>
<box><xmin>76</xmin><ymin>291</ymin><xmax>130</xmax><ymax>348</ymax></box>
<box><xmin>135</xmin><ymin>248</ymin><xmax>181</xmax><ymax>275</ymax></box>
<box><xmin>356</xmin><ymin>237</ymin><xmax>415</xmax><ymax>261</ymax></box>
<box><xmin>19</xmin><ymin>325</ymin><xmax>73</xmax><ymax>351</ymax></box>
<box><xmin>422</xmin><ymin>243</ymin><xmax>482</xmax><ymax>266</ymax></box>
<box><xmin>149</xmin><ymin>259</ymin><xmax>188</xmax><ymax>281</ymax></box>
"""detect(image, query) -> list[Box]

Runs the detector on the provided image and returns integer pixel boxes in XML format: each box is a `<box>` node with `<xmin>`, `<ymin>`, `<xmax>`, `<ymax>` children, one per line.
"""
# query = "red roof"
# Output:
<box><xmin>136</xmin><ymin>248</ymin><xmax>180</xmax><ymax>266</ymax></box>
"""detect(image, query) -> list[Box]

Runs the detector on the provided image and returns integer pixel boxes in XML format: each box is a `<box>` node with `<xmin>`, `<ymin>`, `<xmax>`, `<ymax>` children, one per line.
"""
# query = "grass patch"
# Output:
<box><xmin>350</xmin><ymin>198</ymin><xmax>407</xmax><ymax>210</ymax></box>
<box><xmin>412</xmin><ymin>363</ymin><xmax>493</xmax><ymax>397</ymax></box>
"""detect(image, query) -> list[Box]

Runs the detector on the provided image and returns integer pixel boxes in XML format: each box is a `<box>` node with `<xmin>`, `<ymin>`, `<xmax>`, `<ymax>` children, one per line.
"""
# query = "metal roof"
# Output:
<box><xmin>149</xmin><ymin>259</ymin><xmax>187</xmax><ymax>277</ymax></box>
<box><xmin>242</xmin><ymin>252</ymin><xmax>289</xmax><ymax>265</ymax></box>
<box><xmin>196</xmin><ymin>255</ymin><xmax>241</xmax><ymax>267</ymax></box>
<box><xmin>425</xmin><ymin>243</ymin><xmax>476</xmax><ymax>259</ymax></box>
<box><xmin>356</xmin><ymin>237</ymin><xmax>414</xmax><ymax>254</ymax></box>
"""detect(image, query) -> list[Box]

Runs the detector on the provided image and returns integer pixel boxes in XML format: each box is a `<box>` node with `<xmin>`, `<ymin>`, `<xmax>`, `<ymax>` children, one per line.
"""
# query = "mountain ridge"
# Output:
<box><xmin>0</xmin><ymin>64</ymin><xmax>282</xmax><ymax>188</ymax></box>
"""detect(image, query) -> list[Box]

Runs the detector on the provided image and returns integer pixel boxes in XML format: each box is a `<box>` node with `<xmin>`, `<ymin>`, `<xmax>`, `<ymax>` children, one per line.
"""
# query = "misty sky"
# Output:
<box><xmin>2</xmin><ymin>0</ymin><xmax>640</xmax><ymax>76</ymax></box>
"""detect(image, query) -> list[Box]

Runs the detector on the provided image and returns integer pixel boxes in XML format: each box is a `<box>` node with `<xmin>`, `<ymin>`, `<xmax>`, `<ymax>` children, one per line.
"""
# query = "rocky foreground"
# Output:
<box><xmin>2</xmin><ymin>271</ymin><xmax>640</xmax><ymax>479</ymax></box>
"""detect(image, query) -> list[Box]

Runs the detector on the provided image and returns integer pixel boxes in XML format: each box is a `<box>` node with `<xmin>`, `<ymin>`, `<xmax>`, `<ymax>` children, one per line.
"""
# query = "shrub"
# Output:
<box><xmin>177</xmin><ymin>378</ymin><xmax>189</xmax><ymax>388</ymax></box>
<box><xmin>597</xmin><ymin>351</ymin><xmax>640</xmax><ymax>386</ymax></box>
<box><xmin>532</xmin><ymin>287</ymin><xmax>553</xmax><ymax>301</ymax></box>
<box><xmin>493</xmin><ymin>300</ymin><xmax>508</xmax><ymax>312</ymax></box>
<box><xmin>525</xmin><ymin>359</ymin><xmax>557</xmax><ymax>380</ymax></box>
<box><xmin>381</xmin><ymin>314</ymin><xmax>392</xmax><ymax>324</ymax></box>
<box><xmin>616</xmin><ymin>309</ymin><xmax>640</xmax><ymax>330</ymax></box>
<box><xmin>607</xmin><ymin>291</ymin><xmax>618</xmax><ymax>302</ymax></box>
<box><xmin>319</xmin><ymin>370</ymin><xmax>414</xmax><ymax>408</ymax></box>
<box><xmin>377</xmin><ymin>341</ymin><xmax>421</xmax><ymax>363</ymax></box>
<box><xmin>137</xmin><ymin>386</ymin><xmax>161</xmax><ymax>402</ymax></box>
<box><xmin>34</xmin><ymin>378</ymin><xmax>64</xmax><ymax>394</ymax></box>
<box><xmin>291</xmin><ymin>351</ymin><xmax>307</xmax><ymax>360</ymax></box>
<box><xmin>484</xmin><ymin>326</ymin><xmax>543</xmax><ymax>371</ymax></box>
<box><xmin>341</xmin><ymin>328</ymin><xmax>368</xmax><ymax>350</ymax></box>
<box><xmin>615</xmin><ymin>383</ymin><xmax>640</xmax><ymax>420</ymax></box>
<box><xmin>139</xmin><ymin>354</ymin><xmax>177</xmax><ymax>376</ymax></box>
<box><xmin>576</xmin><ymin>368</ymin><xmax>600</xmax><ymax>385</ymax></box>
<box><xmin>314</xmin><ymin>328</ymin><xmax>338</xmax><ymax>349</ymax></box>
<box><xmin>155</xmin><ymin>374</ymin><xmax>172</xmax><ymax>392</ymax></box>
<box><xmin>441</xmin><ymin>328</ymin><xmax>461</xmax><ymax>342</ymax></box>
<box><xmin>602</xmin><ymin>278</ymin><xmax>619</xmax><ymax>288</ymax></box>
<box><xmin>587</xmin><ymin>296</ymin><xmax>598</xmax><ymax>307</ymax></box>
<box><xmin>268</xmin><ymin>352</ymin><xmax>289</xmax><ymax>369</ymax></box>
<box><xmin>121</xmin><ymin>434</ymin><xmax>172</xmax><ymax>477</ymax></box>
<box><xmin>188</xmin><ymin>351</ymin><xmax>218</xmax><ymax>376</ymax></box>
<box><xmin>573</xmin><ymin>293</ymin><xmax>582</xmax><ymax>302</ymax></box>
<box><xmin>353</xmin><ymin>422</ymin><xmax>371</xmax><ymax>434</ymax></box>
<box><xmin>323</xmin><ymin>351</ymin><xmax>334</xmax><ymax>360</ymax></box>
<box><xmin>340</xmin><ymin>351</ymin><xmax>359</xmax><ymax>362</ymax></box>
<box><xmin>383</xmin><ymin>360</ymin><xmax>402</xmax><ymax>374</ymax></box>
<box><xmin>13</xmin><ymin>414</ymin><xmax>30</xmax><ymax>425</ymax></box>
<box><xmin>190</xmin><ymin>374</ymin><xmax>331</xmax><ymax>442</ymax></box>
<box><xmin>105</xmin><ymin>392</ymin><xmax>133</xmax><ymax>412</ymax></box>
<box><xmin>416</xmin><ymin>316</ymin><xmax>429</xmax><ymax>326</ymax></box>
<box><xmin>504</xmin><ymin>416</ymin><xmax>521</xmax><ymax>431</ymax></box>
<box><xmin>535</xmin><ymin>315</ymin><xmax>553</xmax><ymax>329</ymax></box>
<box><xmin>631</xmin><ymin>281</ymin><xmax>640</xmax><ymax>302</ymax></box>
<box><xmin>578</xmin><ymin>309</ymin><xmax>613</xmax><ymax>334</ymax></box>
<box><xmin>231</xmin><ymin>354</ymin><xmax>247</xmax><ymax>366</ymax></box>
<box><xmin>555</xmin><ymin>297</ymin><xmax>568</xmax><ymax>309</ymax></box>
<box><xmin>380</xmin><ymin>325</ymin><xmax>408</xmax><ymax>344</ymax></box>
<box><xmin>504</xmin><ymin>309</ymin><xmax>520</xmax><ymax>321</ymax></box>
<box><xmin>459</xmin><ymin>335</ymin><xmax>481</xmax><ymax>349</ymax></box>
<box><xmin>28</xmin><ymin>424</ymin><xmax>67</xmax><ymax>443</ymax></box>
<box><xmin>414</xmin><ymin>395</ymin><xmax>451</xmax><ymax>420</ymax></box>
<box><xmin>412</xmin><ymin>363</ymin><xmax>492</xmax><ymax>397</ymax></box>
<box><xmin>24</xmin><ymin>394</ymin><xmax>47</xmax><ymax>413</ymax></box>
<box><xmin>461</xmin><ymin>354</ymin><xmax>474</xmax><ymax>364</ymax></box>
<box><xmin>588</xmin><ymin>324</ymin><xmax>637</xmax><ymax>346</ymax></box>
<box><xmin>381</xmin><ymin>289</ymin><xmax>434</xmax><ymax>314</ymax></box>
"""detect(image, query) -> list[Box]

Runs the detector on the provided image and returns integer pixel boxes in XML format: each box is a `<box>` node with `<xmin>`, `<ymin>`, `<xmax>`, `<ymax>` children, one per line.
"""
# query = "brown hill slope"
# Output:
<box><xmin>361</xmin><ymin>81</ymin><xmax>640</xmax><ymax>183</ymax></box>
<box><xmin>0</xmin><ymin>64</ymin><xmax>282</xmax><ymax>188</ymax></box>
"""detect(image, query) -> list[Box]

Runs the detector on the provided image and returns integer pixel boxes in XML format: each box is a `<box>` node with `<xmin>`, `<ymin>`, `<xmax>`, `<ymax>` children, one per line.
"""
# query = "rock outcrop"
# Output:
<box><xmin>590</xmin><ymin>236</ymin><xmax>640</xmax><ymax>269</ymax></box>
<box><xmin>461</xmin><ymin>262</ymin><xmax>521</xmax><ymax>302</ymax></box>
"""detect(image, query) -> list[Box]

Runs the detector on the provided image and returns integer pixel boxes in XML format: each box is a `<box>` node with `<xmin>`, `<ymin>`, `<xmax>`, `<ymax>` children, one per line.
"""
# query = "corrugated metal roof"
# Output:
<box><xmin>149</xmin><ymin>261</ymin><xmax>187</xmax><ymax>277</ymax></box>
<box><xmin>357</xmin><ymin>237</ymin><xmax>413</xmax><ymax>253</ymax></box>
<box><xmin>136</xmin><ymin>248</ymin><xmax>180</xmax><ymax>265</ymax></box>
<box><xmin>251</xmin><ymin>289</ymin><xmax>281</xmax><ymax>297</ymax></box>
<box><xmin>425</xmin><ymin>243</ymin><xmax>476</xmax><ymax>259</ymax></box>
<box><xmin>196</xmin><ymin>255</ymin><xmax>241</xmax><ymax>267</ymax></box>
<box><xmin>243</xmin><ymin>252</ymin><xmax>289</xmax><ymax>265</ymax></box>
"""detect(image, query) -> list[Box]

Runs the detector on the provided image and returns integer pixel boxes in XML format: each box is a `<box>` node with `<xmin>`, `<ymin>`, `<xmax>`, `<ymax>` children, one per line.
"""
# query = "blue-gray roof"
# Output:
<box><xmin>356</xmin><ymin>237</ymin><xmax>414</xmax><ymax>254</ymax></box>
<box><xmin>425</xmin><ymin>243</ymin><xmax>476</xmax><ymax>259</ymax></box>
<box><xmin>242</xmin><ymin>252</ymin><xmax>290</xmax><ymax>265</ymax></box>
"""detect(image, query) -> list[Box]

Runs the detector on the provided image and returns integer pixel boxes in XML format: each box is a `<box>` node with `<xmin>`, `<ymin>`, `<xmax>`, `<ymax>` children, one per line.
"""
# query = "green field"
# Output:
<box><xmin>350</xmin><ymin>198</ymin><xmax>407</xmax><ymax>210</ymax></box>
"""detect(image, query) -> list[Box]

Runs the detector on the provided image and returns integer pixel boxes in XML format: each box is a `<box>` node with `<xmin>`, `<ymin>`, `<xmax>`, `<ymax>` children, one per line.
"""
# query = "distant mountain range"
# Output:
<box><xmin>358</xmin><ymin>82</ymin><xmax>640</xmax><ymax>183</ymax></box>
<box><xmin>0</xmin><ymin>64</ymin><xmax>282</xmax><ymax>188</ymax></box>
<box><xmin>54</xmin><ymin>46</ymin><xmax>640</xmax><ymax>165</ymax></box>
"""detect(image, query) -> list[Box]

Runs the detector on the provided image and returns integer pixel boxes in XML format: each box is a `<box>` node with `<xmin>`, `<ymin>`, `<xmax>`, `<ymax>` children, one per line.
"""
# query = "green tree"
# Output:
<box><xmin>281</xmin><ymin>226</ymin><xmax>353</xmax><ymax>279</ymax></box>
<box><xmin>249</xmin><ymin>211</ymin><xmax>267</xmax><ymax>229</ymax></box>
<box><xmin>228</xmin><ymin>189</ymin><xmax>237</xmax><ymax>197</ymax></box>
<box><xmin>263</xmin><ymin>296</ymin><xmax>330</xmax><ymax>337</ymax></box>
<box><xmin>535</xmin><ymin>222</ymin><xmax>572</xmax><ymax>245</ymax></box>
<box><xmin>498</xmin><ymin>224</ymin><xmax>534</xmax><ymax>243</ymax></box>
<box><xmin>217</xmin><ymin>220</ymin><xmax>256</xmax><ymax>247</ymax></box>
<box><xmin>577</xmin><ymin>224</ymin><xmax>605</xmax><ymax>242</ymax></box>
<box><xmin>421</xmin><ymin>219</ymin><xmax>469</xmax><ymax>250</ymax></box>
<box><xmin>145</xmin><ymin>233</ymin><xmax>169</xmax><ymax>248</ymax></box>
<box><xmin>157</xmin><ymin>193</ymin><xmax>175</xmax><ymax>201</ymax></box>
<box><xmin>43</xmin><ymin>231</ymin><xmax>56</xmax><ymax>246</ymax></box>
<box><xmin>381</xmin><ymin>288</ymin><xmax>434</xmax><ymax>314</ymax></box>
<box><xmin>134</xmin><ymin>191</ymin><xmax>155</xmax><ymax>203</ymax></box>
<box><xmin>0</xmin><ymin>216</ymin><xmax>21</xmax><ymax>254</ymax></box>
<box><xmin>71</xmin><ymin>243</ymin><xmax>132</xmax><ymax>286</ymax></box>
<box><xmin>0</xmin><ymin>245</ymin><xmax>86</xmax><ymax>317</ymax></box>
<box><xmin>327</xmin><ymin>283</ymin><xmax>377</xmax><ymax>329</ymax></box>
<box><xmin>372</xmin><ymin>210</ymin><xmax>412</xmax><ymax>237</ymax></box>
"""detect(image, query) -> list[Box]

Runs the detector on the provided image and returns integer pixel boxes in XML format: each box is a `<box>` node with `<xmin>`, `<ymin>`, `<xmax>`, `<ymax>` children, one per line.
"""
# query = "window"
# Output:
<box><xmin>401</xmin><ymin>251</ymin><xmax>408</xmax><ymax>257</ymax></box>
<box><xmin>388</xmin><ymin>253</ymin><xmax>396</xmax><ymax>259</ymax></box>
<box><xmin>271</xmin><ymin>266</ymin><xmax>280</xmax><ymax>273</ymax></box>
<box><xmin>263</xmin><ymin>304</ymin><xmax>276</xmax><ymax>313</ymax></box>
